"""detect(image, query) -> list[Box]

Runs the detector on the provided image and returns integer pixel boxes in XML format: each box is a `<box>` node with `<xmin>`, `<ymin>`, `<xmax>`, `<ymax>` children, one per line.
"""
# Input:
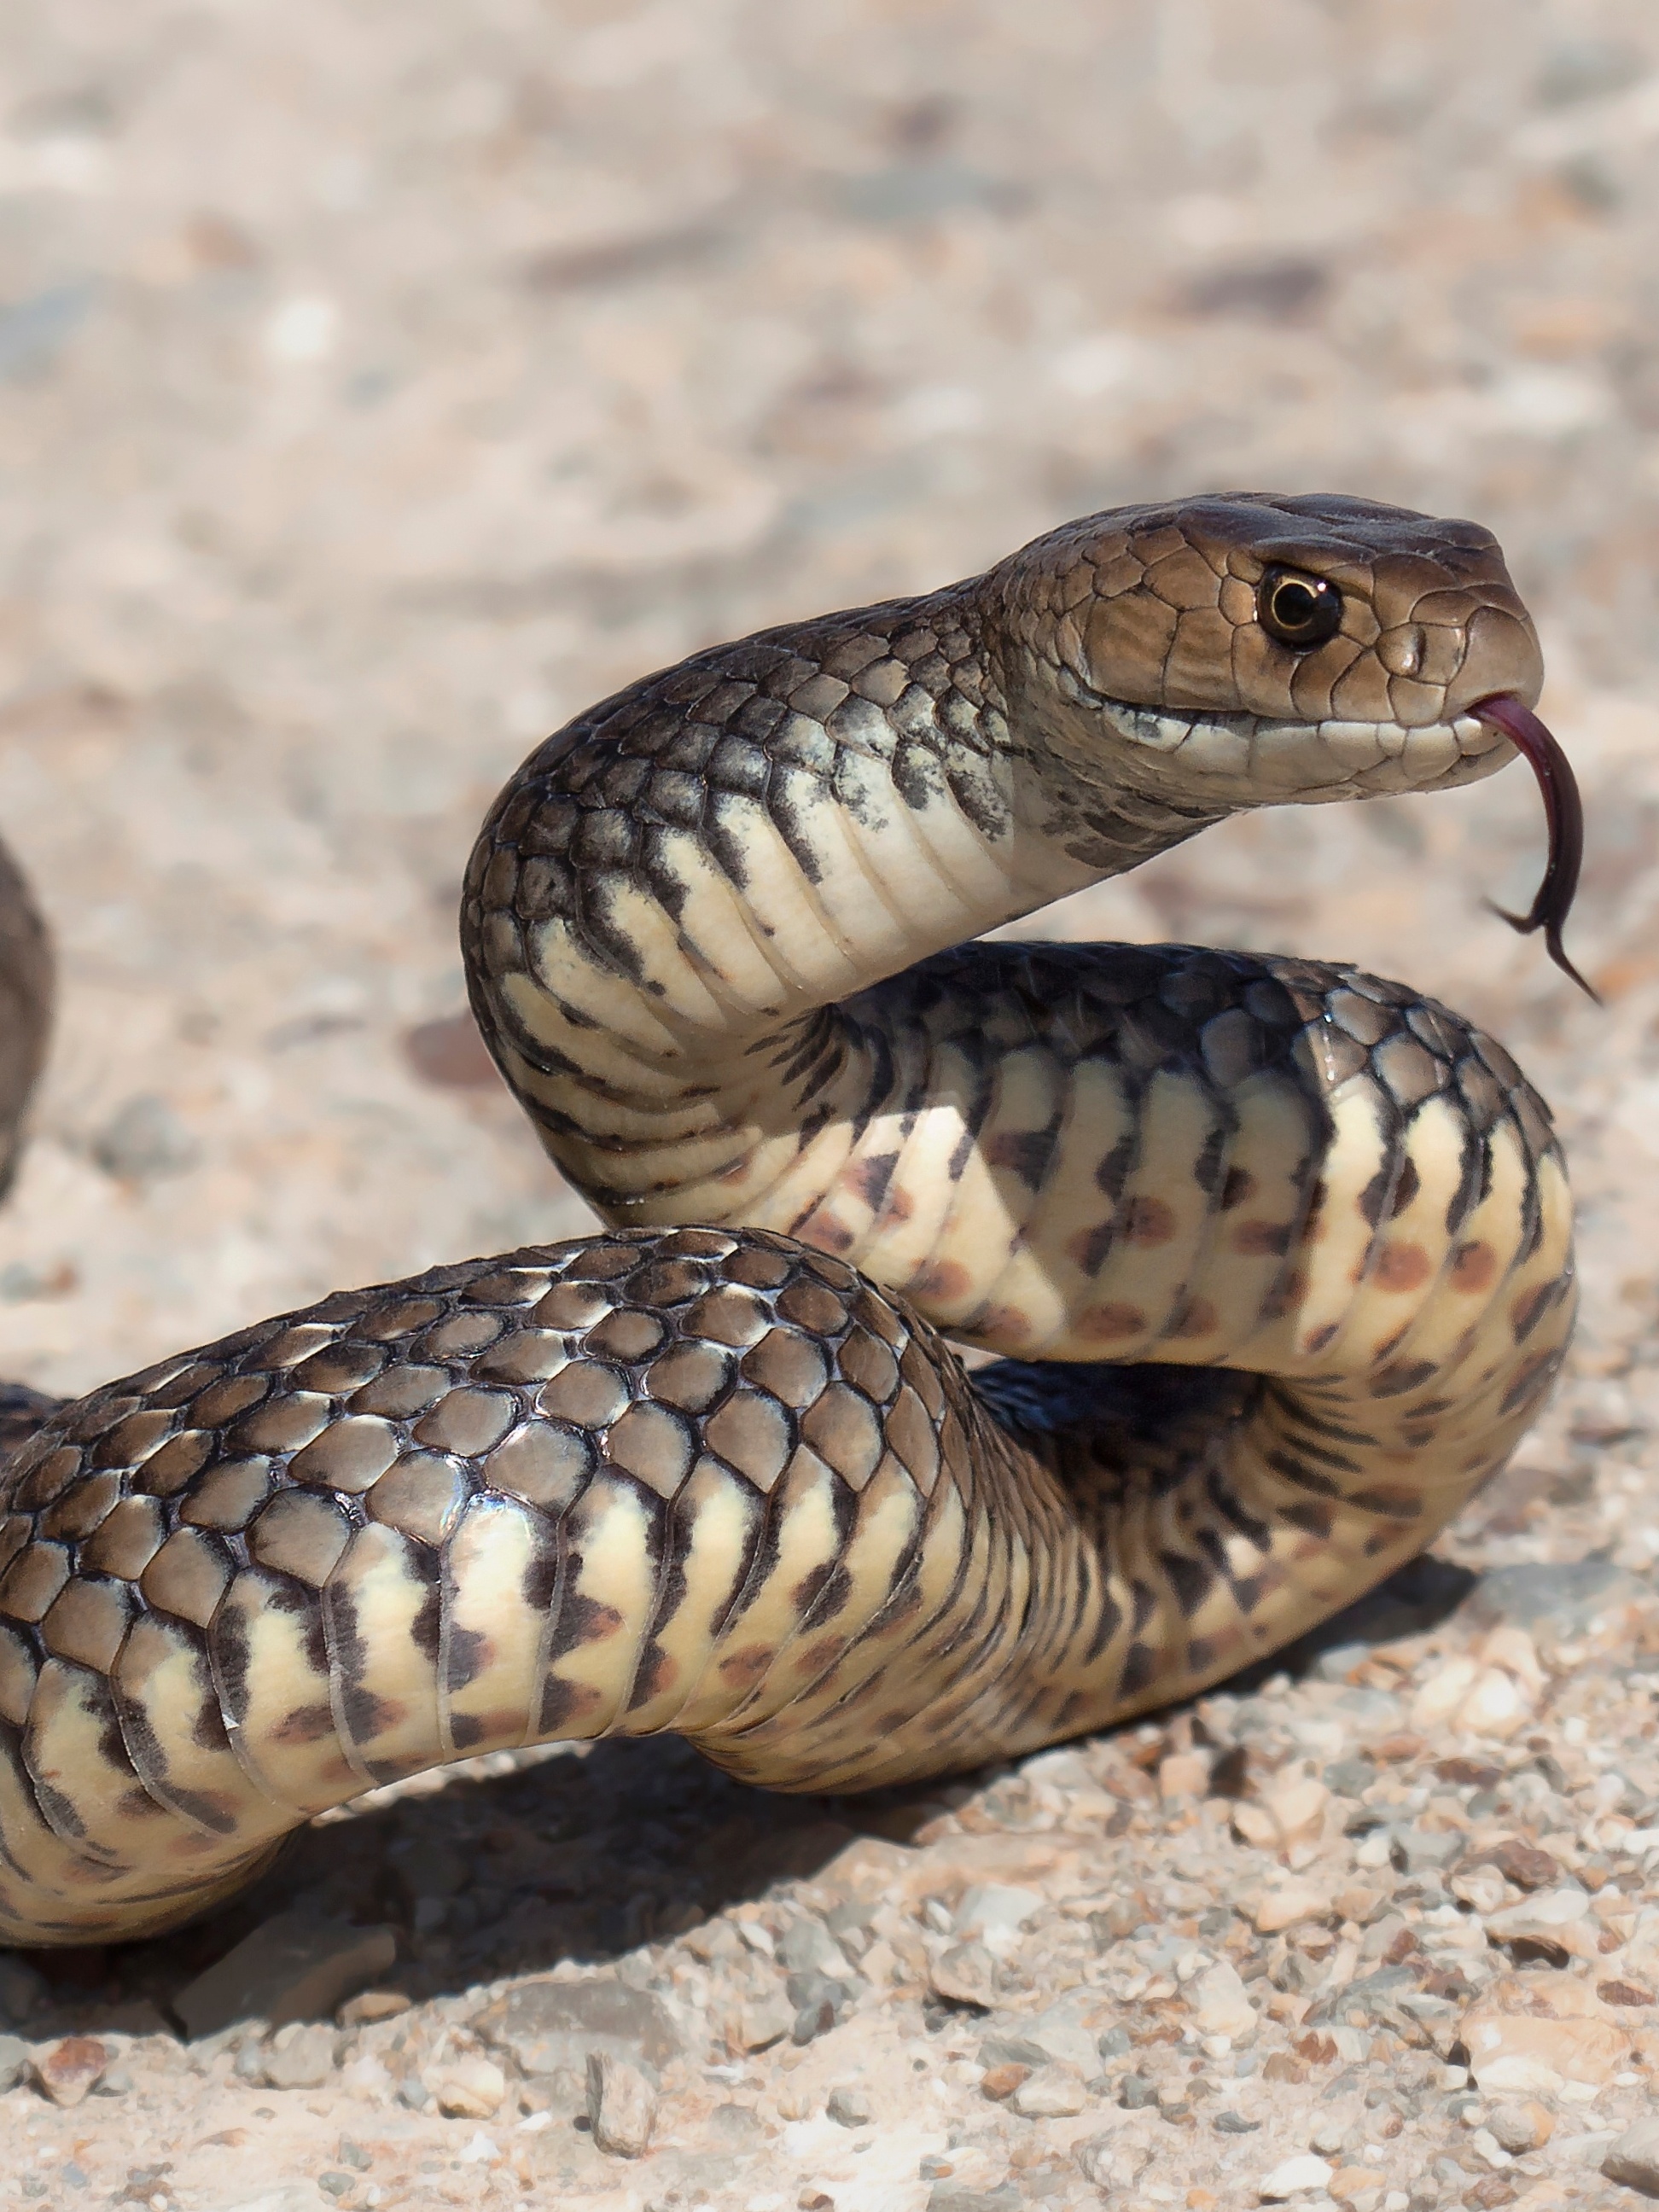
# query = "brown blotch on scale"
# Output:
<box><xmin>1368</xmin><ymin>1358</ymin><xmax>1440</xmax><ymax>1399</ymax></box>
<box><xmin>906</xmin><ymin>1259</ymin><xmax>973</xmax><ymax>1304</ymax></box>
<box><xmin>718</xmin><ymin>1642</ymin><xmax>774</xmax><ymax>1687</ymax></box>
<box><xmin>1231</xmin><ymin>1219</ymin><xmax>1294</xmax><ymax>1258</ymax></box>
<box><xmin>1372</xmin><ymin>1241</ymin><xmax>1434</xmax><ymax>1295</ymax></box>
<box><xmin>1079</xmin><ymin>1302</ymin><xmax>1149</xmax><ymax>1343</ymax></box>
<box><xmin>270</xmin><ymin>1702</ymin><xmax>336</xmax><ymax>1746</ymax></box>
<box><xmin>1448</xmin><ymin>1239</ymin><xmax>1499</xmax><ymax>1294</ymax></box>
<box><xmin>1121</xmin><ymin>1195</ymin><xmax>1179</xmax><ymax>1246</ymax></box>
<box><xmin>795</xmin><ymin>1209</ymin><xmax>857</xmax><ymax>1255</ymax></box>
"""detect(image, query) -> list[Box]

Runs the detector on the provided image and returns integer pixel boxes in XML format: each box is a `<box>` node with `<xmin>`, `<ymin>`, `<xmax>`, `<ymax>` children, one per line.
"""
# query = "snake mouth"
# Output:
<box><xmin>1109</xmin><ymin>699</ymin><xmax>1511</xmax><ymax>800</ymax></box>
<box><xmin>1103</xmin><ymin>690</ymin><xmax>1593</xmax><ymax>998</ymax></box>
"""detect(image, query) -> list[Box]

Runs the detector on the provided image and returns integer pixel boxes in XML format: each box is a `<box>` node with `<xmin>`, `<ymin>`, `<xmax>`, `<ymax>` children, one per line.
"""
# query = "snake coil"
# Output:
<box><xmin>0</xmin><ymin>493</ymin><xmax>1576</xmax><ymax>1942</ymax></box>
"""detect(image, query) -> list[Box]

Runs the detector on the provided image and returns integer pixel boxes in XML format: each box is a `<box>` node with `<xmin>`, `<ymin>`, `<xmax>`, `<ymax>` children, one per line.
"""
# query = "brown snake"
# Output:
<box><xmin>0</xmin><ymin>492</ymin><xmax>1581</xmax><ymax>1945</ymax></box>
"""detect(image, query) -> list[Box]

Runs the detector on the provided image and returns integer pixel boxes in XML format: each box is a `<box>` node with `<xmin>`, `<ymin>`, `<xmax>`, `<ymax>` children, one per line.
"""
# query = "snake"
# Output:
<box><xmin>0</xmin><ymin>492</ymin><xmax>1584</xmax><ymax>1947</ymax></box>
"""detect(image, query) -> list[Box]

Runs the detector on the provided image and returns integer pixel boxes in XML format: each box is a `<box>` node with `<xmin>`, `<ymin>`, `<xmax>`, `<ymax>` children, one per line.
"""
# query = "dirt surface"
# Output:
<box><xmin>5</xmin><ymin>4</ymin><xmax>1659</xmax><ymax>2209</ymax></box>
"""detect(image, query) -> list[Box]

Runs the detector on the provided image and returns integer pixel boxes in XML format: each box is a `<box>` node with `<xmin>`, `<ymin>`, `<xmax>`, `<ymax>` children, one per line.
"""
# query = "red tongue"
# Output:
<box><xmin>1471</xmin><ymin>692</ymin><xmax>1598</xmax><ymax>1003</ymax></box>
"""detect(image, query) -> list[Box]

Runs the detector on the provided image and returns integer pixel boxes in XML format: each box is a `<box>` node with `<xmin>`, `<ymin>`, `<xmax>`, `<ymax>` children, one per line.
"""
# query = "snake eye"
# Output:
<box><xmin>1258</xmin><ymin>567</ymin><xmax>1343</xmax><ymax>650</ymax></box>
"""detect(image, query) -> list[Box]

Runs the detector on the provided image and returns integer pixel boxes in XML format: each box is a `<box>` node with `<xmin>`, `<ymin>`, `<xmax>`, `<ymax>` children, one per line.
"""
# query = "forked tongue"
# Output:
<box><xmin>1471</xmin><ymin>693</ymin><xmax>1598</xmax><ymax>1003</ymax></box>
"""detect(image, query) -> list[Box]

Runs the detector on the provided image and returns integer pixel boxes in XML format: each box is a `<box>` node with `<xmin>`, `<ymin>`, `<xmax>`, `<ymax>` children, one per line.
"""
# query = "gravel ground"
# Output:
<box><xmin>6</xmin><ymin>4</ymin><xmax>1659</xmax><ymax>2209</ymax></box>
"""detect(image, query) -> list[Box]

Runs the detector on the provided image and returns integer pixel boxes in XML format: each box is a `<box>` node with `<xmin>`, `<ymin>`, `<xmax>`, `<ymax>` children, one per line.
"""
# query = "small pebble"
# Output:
<box><xmin>32</xmin><ymin>2038</ymin><xmax>109</xmax><ymax>2108</ymax></box>
<box><xmin>586</xmin><ymin>2052</ymin><xmax>656</xmax><ymax>2158</ymax></box>
<box><xmin>1009</xmin><ymin>2064</ymin><xmax>1087</xmax><ymax>2118</ymax></box>
<box><xmin>428</xmin><ymin>2058</ymin><xmax>506</xmax><ymax>2119</ymax></box>
<box><xmin>1257</xmin><ymin>2153</ymin><xmax>1334</xmax><ymax>2202</ymax></box>
<box><xmin>825</xmin><ymin>2085</ymin><xmax>874</xmax><ymax>2128</ymax></box>
<box><xmin>1604</xmin><ymin>2116</ymin><xmax>1659</xmax><ymax>2196</ymax></box>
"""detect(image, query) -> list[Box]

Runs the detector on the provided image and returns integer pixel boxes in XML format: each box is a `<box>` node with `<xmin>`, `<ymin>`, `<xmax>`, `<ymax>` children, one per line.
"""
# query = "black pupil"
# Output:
<box><xmin>1273</xmin><ymin>581</ymin><xmax>1319</xmax><ymax>631</ymax></box>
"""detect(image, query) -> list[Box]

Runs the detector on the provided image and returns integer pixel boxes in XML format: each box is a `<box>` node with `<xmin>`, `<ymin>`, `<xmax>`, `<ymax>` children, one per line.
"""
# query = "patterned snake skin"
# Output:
<box><xmin>0</xmin><ymin>493</ymin><xmax>1575</xmax><ymax>1943</ymax></box>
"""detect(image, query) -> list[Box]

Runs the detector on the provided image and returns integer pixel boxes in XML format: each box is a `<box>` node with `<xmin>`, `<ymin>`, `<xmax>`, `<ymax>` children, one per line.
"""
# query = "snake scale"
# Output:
<box><xmin>0</xmin><ymin>492</ymin><xmax>1581</xmax><ymax>1946</ymax></box>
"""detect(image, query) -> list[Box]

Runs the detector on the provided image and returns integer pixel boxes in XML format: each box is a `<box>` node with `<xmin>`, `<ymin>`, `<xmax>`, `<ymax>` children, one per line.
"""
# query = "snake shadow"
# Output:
<box><xmin>7</xmin><ymin>1552</ymin><xmax>1474</xmax><ymax>2042</ymax></box>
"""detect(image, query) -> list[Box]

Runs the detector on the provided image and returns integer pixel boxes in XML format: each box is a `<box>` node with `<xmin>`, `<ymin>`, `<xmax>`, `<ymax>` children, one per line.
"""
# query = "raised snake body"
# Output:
<box><xmin>0</xmin><ymin>493</ymin><xmax>1576</xmax><ymax>1943</ymax></box>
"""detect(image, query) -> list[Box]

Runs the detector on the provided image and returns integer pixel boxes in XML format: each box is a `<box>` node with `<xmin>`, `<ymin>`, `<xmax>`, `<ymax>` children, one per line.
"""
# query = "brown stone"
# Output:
<box><xmin>979</xmin><ymin>2062</ymin><xmax>1030</xmax><ymax>2100</ymax></box>
<box><xmin>30</xmin><ymin>2037</ymin><xmax>108</xmax><ymax>2106</ymax></box>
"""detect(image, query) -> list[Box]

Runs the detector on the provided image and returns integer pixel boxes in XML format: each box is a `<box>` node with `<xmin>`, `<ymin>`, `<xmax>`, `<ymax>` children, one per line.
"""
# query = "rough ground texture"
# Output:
<box><xmin>4</xmin><ymin>4</ymin><xmax>1659</xmax><ymax>2209</ymax></box>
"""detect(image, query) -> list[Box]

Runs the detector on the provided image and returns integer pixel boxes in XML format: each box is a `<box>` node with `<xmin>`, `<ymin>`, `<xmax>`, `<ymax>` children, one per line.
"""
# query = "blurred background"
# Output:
<box><xmin>3</xmin><ymin>0</ymin><xmax>1659</xmax><ymax>1604</ymax></box>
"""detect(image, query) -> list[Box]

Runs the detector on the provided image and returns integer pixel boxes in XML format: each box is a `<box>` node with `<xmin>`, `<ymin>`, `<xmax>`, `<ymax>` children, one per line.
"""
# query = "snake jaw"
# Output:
<box><xmin>1472</xmin><ymin>691</ymin><xmax>1598</xmax><ymax>1002</ymax></box>
<box><xmin>1102</xmin><ymin>698</ymin><xmax>1519</xmax><ymax>806</ymax></box>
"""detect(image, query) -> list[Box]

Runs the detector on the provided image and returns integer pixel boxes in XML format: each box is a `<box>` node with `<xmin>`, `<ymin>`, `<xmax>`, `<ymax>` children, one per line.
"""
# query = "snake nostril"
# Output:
<box><xmin>1258</xmin><ymin>566</ymin><xmax>1343</xmax><ymax>650</ymax></box>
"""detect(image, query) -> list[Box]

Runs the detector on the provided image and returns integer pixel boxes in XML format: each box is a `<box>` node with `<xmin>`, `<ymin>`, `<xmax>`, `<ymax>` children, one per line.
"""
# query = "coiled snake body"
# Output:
<box><xmin>0</xmin><ymin>494</ymin><xmax>1578</xmax><ymax>1943</ymax></box>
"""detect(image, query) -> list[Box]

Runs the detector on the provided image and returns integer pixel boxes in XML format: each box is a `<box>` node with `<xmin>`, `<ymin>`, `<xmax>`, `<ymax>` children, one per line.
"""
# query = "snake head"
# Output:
<box><xmin>998</xmin><ymin>492</ymin><xmax>1590</xmax><ymax>992</ymax></box>
<box><xmin>1002</xmin><ymin>491</ymin><xmax>1544</xmax><ymax>805</ymax></box>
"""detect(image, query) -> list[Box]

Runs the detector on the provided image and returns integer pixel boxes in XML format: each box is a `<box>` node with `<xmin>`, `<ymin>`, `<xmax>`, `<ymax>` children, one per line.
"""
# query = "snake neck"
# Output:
<box><xmin>463</xmin><ymin>589</ymin><xmax>1225</xmax><ymax>1231</ymax></box>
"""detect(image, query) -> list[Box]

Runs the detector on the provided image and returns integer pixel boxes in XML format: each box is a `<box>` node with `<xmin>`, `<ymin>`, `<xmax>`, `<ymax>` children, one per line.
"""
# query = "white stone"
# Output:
<box><xmin>427</xmin><ymin>2057</ymin><xmax>506</xmax><ymax>2119</ymax></box>
<box><xmin>1253</xmin><ymin>1877</ymin><xmax>1336</xmax><ymax>1933</ymax></box>
<box><xmin>1190</xmin><ymin>1961</ymin><xmax>1257</xmax><ymax>2040</ymax></box>
<box><xmin>1257</xmin><ymin>2152</ymin><xmax>1334</xmax><ymax>2200</ymax></box>
<box><xmin>1010</xmin><ymin>2064</ymin><xmax>1088</xmax><ymax>2118</ymax></box>
<box><xmin>953</xmin><ymin>1883</ymin><xmax>1045</xmax><ymax>1957</ymax></box>
<box><xmin>1458</xmin><ymin>1666</ymin><xmax>1533</xmax><ymax>1738</ymax></box>
<box><xmin>1410</xmin><ymin>1656</ymin><xmax>1480</xmax><ymax>1727</ymax></box>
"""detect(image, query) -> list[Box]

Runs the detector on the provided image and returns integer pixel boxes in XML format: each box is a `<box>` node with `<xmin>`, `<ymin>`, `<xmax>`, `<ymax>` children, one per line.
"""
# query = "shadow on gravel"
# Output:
<box><xmin>1220</xmin><ymin>1552</ymin><xmax>1479</xmax><ymax>1695</ymax></box>
<box><xmin>6</xmin><ymin>1551</ymin><xmax>1481</xmax><ymax>2042</ymax></box>
<box><xmin>11</xmin><ymin>1732</ymin><xmax>882</xmax><ymax>2039</ymax></box>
